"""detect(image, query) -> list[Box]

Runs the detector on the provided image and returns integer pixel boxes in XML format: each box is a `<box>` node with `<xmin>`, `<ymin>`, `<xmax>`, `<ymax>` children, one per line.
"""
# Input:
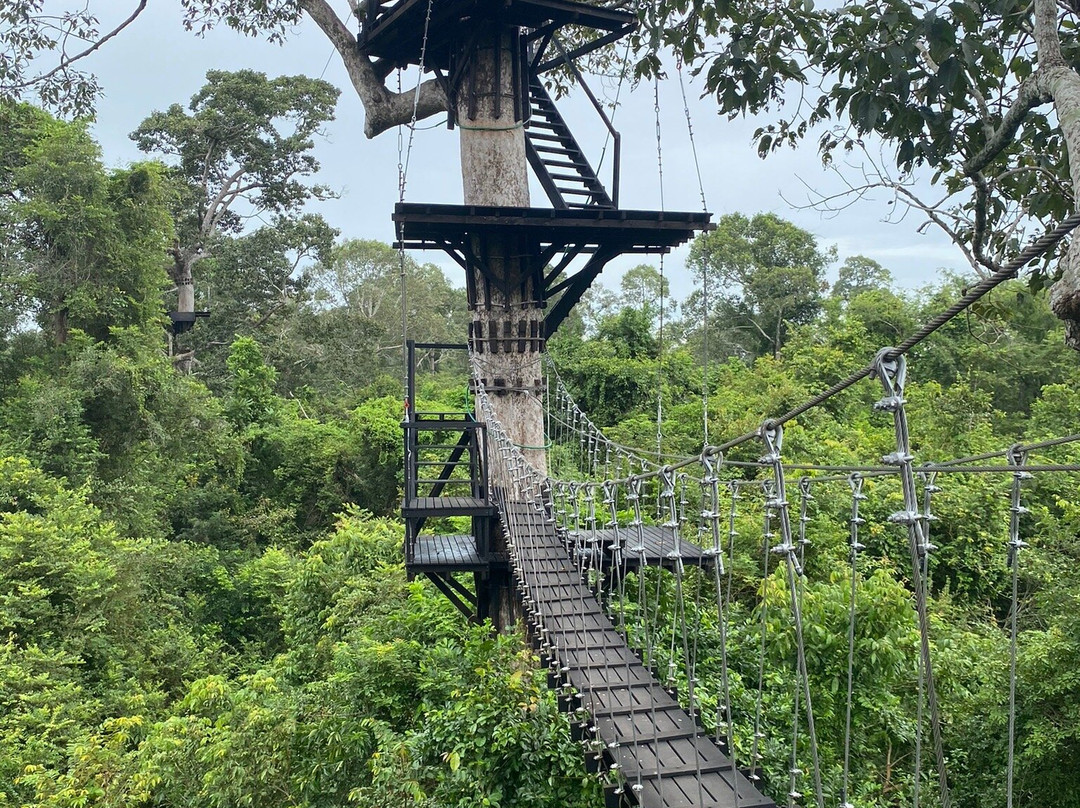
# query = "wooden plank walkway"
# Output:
<box><xmin>501</xmin><ymin>502</ymin><xmax>775</xmax><ymax>808</ymax></box>
<box><xmin>580</xmin><ymin>526</ymin><xmax>710</xmax><ymax>571</ymax></box>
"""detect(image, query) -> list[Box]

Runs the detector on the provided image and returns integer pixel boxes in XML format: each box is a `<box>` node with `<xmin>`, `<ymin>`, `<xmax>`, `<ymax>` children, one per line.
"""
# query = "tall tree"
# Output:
<box><xmin>130</xmin><ymin>69</ymin><xmax>339</xmax><ymax>319</ymax></box>
<box><xmin>832</xmin><ymin>255</ymin><xmax>894</xmax><ymax>301</ymax></box>
<box><xmin>687</xmin><ymin>212</ymin><xmax>833</xmax><ymax>358</ymax></box>
<box><xmin>0</xmin><ymin>102</ymin><xmax>172</xmax><ymax>344</ymax></box>
<box><xmin>642</xmin><ymin>0</ymin><xmax>1080</xmax><ymax>348</ymax></box>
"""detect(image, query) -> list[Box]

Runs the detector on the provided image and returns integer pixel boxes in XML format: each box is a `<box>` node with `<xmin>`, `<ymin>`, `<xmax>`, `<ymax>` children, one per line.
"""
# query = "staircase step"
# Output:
<box><xmin>531</xmin><ymin>143</ymin><xmax>574</xmax><ymax>155</ymax></box>
<box><xmin>548</xmin><ymin>172</ymin><xmax>598</xmax><ymax>184</ymax></box>
<box><xmin>528</xmin><ymin>131</ymin><xmax>573</xmax><ymax>143</ymax></box>
<box><xmin>541</xmin><ymin>158</ymin><xmax>588</xmax><ymax>169</ymax></box>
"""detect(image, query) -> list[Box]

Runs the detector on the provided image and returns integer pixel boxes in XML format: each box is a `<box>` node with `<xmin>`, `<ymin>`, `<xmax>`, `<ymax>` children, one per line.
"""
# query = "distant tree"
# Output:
<box><xmin>687</xmin><ymin>213</ymin><xmax>834</xmax><ymax>359</ymax></box>
<box><xmin>311</xmin><ymin>239</ymin><xmax>401</xmax><ymax>318</ymax></box>
<box><xmin>131</xmin><ymin>70</ymin><xmax>339</xmax><ymax>322</ymax></box>
<box><xmin>832</xmin><ymin>255</ymin><xmax>894</xmax><ymax>300</ymax></box>
<box><xmin>184</xmin><ymin>213</ymin><xmax>337</xmax><ymax>387</ymax></box>
<box><xmin>618</xmin><ymin>264</ymin><xmax>676</xmax><ymax>326</ymax></box>
<box><xmin>0</xmin><ymin>102</ymin><xmax>172</xmax><ymax>344</ymax></box>
<box><xmin>300</xmin><ymin>240</ymin><xmax>468</xmax><ymax>383</ymax></box>
<box><xmin>596</xmin><ymin>307</ymin><xmax>658</xmax><ymax>360</ymax></box>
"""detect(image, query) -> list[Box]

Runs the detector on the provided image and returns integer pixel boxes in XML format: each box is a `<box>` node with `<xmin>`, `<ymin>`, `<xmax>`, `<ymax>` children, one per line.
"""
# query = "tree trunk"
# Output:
<box><xmin>169</xmin><ymin>249</ymin><xmax>197</xmax><ymax>314</ymax></box>
<box><xmin>1043</xmin><ymin>63</ymin><xmax>1080</xmax><ymax>346</ymax></box>
<box><xmin>1033</xmin><ymin>0</ymin><xmax>1080</xmax><ymax>348</ymax></box>
<box><xmin>461</xmin><ymin>29</ymin><xmax>547</xmax><ymax>474</ymax></box>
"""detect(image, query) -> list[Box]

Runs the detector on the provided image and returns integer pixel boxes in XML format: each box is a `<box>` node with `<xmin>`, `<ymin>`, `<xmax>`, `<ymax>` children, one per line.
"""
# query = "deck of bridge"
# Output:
<box><xmin>501</xmin><ymin>501</ymin><xmax>774</xmax><ymax>808</ymax></box>
<box><xmin>582</xmin><ymin>526</ymin><xmax>711</xmax><ymax>572</ymax></box>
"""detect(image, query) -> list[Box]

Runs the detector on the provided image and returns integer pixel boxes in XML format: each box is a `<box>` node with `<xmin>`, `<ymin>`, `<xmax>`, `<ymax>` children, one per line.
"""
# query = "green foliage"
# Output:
<box><xmin>0</xmin><ymin>103</ymin><xmax>172</xmax><ymax>344</ymax></box>
<box><xmin>225</xmin><ymin>336</ymin><xmax>279</xmax><ymax>427</ymax></box>
<box><xmin>687</xmin><ymin>213</ymin><xmax>835</xmax><ymax>360</ymax></box>
<box><xmin>639</xmin><ymin>0</ymin><xmax>1078</xmax><ymax>281</ymax></box>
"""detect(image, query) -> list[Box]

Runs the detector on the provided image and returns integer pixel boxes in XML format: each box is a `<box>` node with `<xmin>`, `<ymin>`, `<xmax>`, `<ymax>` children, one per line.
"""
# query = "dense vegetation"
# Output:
<box><xmin>3</xmin><ymin>92</ymin><xmax>1080</xmax><ymax>808</ymax></box>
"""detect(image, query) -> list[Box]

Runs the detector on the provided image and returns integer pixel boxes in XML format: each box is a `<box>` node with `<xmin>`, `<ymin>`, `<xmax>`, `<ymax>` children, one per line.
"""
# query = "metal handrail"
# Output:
<box><xmin>550</xmin><ymin>38</ymin><xmax>621</xmax><ymax>207</ymax></box>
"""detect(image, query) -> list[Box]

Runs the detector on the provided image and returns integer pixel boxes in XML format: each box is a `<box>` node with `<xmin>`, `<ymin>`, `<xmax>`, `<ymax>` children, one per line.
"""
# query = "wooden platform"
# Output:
<box><xmin>501</xmin><ymin>501</ymin><xmax>775</xmax><ymax>808</ymax></box>
<box><xmin>394</xmin><ymin>203</ymin><xmax>713</xmax><ymax>251</ymax></box>
<box><xmin>359</xmin><ymin>0</ymin><xmax>635</xmax><ymax>70</ymax></box>
<box><xmin>402</xmin><ymin>496</ymin><xmax>495</xmax><ymax>518</ymax></box>
<box><xmin>394</xmin><ymin>204</ymin><xmax>713</xmax><ymax>337</ymax></box>
<box><xmin>575</xmin><ymin>526</ymin><xmax>710</xmax><ymax>571</ymax></box>
<box><xmin>409</xmin><ymin>534</ymin><xmax>486</xmax><ymax>571</ymax></box>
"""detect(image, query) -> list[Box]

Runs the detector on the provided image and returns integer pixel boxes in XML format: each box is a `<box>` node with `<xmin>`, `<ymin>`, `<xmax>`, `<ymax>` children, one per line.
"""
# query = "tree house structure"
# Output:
<box><xmin>375</xmin><ymin>0</ymin><xmax>711</xmax><ymax>614</ymax></box>
<box><xmin>370</xmin><ymin>5</ymin><xmax>779</xmax><ymax>807</ymax></box>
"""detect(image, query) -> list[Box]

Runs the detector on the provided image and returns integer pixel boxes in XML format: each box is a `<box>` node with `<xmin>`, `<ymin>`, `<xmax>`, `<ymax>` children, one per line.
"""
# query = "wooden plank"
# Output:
<box><xmin>408</xmin><ymin>534</ymin><xmax>487</xmax><ymax>572</ymax></box>
<box><xmin>498</xmin><ymin>498</ymin><xmax>775</xmax><ymax>808</ymax></box>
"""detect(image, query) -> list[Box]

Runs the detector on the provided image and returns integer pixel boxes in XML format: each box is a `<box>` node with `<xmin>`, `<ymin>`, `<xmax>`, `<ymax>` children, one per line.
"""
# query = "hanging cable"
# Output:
<box><xmin>841</xmin><ymin>473</ymin><xmax>866</xmax><ymax>808</ymax></box>
<box><xmin>1005</xmin><ymin>445</ymin><xmax>1030</xmax><ymax>808</ymax></box>
<box><xmin>396</xmin><ymin>0</ymin><xmax>435</xmax><ymax>401</ymax></box>
<box><xmin>653</xmin><ymin>68</ymin><xmax>666</xmax><ymax>463</ymax></box>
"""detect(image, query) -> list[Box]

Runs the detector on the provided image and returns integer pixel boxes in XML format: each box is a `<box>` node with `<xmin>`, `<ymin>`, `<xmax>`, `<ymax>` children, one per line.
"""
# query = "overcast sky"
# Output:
<box><xmin>77</xmin><ymin>2</ymin><xmax>968</xmax><ymax>302</ymax></box>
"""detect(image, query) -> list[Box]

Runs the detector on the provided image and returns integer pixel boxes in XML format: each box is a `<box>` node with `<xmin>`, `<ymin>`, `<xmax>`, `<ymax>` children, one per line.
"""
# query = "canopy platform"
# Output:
<box><xmin>577</xmin><ymin>526</ymin><xmax>711</xmax><ymax>572</ymax></box>
<box><xmin>359</xmin><ymin>0</ymin><xmax>635</xmax><ymax>72</ymax></box>
<box><xmin>393</xmin><ymin>203</ymin><xmax>713</xmax><ymax>337</ymax></box>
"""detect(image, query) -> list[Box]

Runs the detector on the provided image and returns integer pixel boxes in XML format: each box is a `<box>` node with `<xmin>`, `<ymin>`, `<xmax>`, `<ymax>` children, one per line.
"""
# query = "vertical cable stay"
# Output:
<box><xmin>873</xmin><ymin>351</ymin><xmax>951</xmax><ymax>808</ymax></box>
<box><xmin>762</xmin><ymin>424</ymin><xmax>824</xmax><ymax>808</ymax></box>
<box><xmin>751</xmin><ymin>478</ymin><xmax>774</xmax><ymax>788</ymax></box>
<box><xmin>653</xmin><ymin>70</ymin><xmax>666</xmax><ymax>466</ymax></box>
<box><xmin>841</xmin><ymin>473</ymin><xmax>866</xmax><ymax>808</ymax></box>
<box><xmin>1005</xmin><ymin>445</ymin><xmax>1030</xmax><ymax>808</ymax></box>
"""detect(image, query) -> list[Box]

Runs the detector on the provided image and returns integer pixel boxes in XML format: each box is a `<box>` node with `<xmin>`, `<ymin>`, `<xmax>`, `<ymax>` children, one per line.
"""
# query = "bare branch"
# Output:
<box><xmin>892</xmin><ymin>185</ymin><xmax>984</xmax><ymax>275</ymax></box>
<box><xmin>10</xmin><ymin>1</ymin><xmax>149</xmax><ymax>91</ymax></box>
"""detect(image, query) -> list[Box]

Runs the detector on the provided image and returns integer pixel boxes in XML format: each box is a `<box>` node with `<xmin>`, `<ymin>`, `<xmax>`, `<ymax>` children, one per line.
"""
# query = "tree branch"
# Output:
<box><xmin>201</xmin><ymin>167</ymin><xmax>248</xmax><ymax>235</ymax></box>
<box><xmin>963</xmin><ymin>75</ymin><xmax>1052</xmax><ymax>176</ymax></box>
<box><xmin>299</xmin><ymin>0</ymin><xmax>448</xmax><ymax>138</ymax></box>
<box><xmin>891</xmin><ymin>184</ymin><xmax>984</xmax><ymax>275</ymax></box>
<box><xmin>11</xmin><ymin>1</ymin><xmax>149</xmax><ymax>90</ymax></box>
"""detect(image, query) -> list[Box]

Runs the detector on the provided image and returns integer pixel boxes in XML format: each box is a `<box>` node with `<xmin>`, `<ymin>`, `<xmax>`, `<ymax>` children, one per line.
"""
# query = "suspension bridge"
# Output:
<box><xmin>403</xmin><ymin>303</ymin><xmax>1080</xmax><ymax>808</ymax></box>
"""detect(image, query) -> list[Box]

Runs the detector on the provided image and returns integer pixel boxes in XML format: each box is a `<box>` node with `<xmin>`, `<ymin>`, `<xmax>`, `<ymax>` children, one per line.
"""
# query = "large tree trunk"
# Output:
<box><xmin>168</xmin><ymin>247</ymin><xmax>198</xmax><ymax>314</ymax></box>
<box><xmin>1034</xmin><ymin>0</ymin><xmax>1080</xmax><ymax>348</ymax></box>
<box><xmin>461</xmin><ymin>29</ymin><xmax>547</xmax><ymax>474</ymax></box>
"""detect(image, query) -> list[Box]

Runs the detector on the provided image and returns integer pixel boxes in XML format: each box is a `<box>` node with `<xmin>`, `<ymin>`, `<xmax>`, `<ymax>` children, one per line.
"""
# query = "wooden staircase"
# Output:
<box><xmin>525</xmin><ymin>76</ymin><xmax>615</xmax><ymax>210</ymax></box>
